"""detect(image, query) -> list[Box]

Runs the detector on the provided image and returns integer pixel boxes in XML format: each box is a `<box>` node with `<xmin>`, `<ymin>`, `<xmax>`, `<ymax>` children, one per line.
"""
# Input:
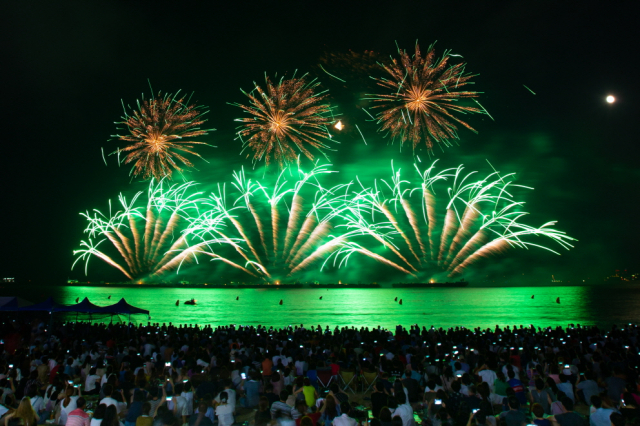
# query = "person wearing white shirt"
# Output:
<box><xmin>58</xmin><ymin>388</ymin><xmax>80</xmax><ymax>425</ymax></box>
<box><xmin>215</xmin><ymin>384</ymin><xmax>236</xmax><ymax>413</ymax></box>
<box><xmin>392</xmin><ymin>393</ymin><xmax>414</xmax><ymax>426</ymax></box>
<box><xmin>477</xmin><ymin>364</ymin><xmax>498</xmax><ymax>393</ymax></box>
<box><xmin>100</xmin><ymin>385</ymin><xmax>123</xmax><ymax>414</ymax></box>
<box><xmin>333</xmin><ymin>402</ymin><xmax>358</xmax><ymax>426</ymax></box>
<box><xmin>84</xmin><ymin>368</ymin><xmax>101</xmax><ymax>395</ymax></box>
<box><xmin>215</xmin><ymin>392</ymin><xmax>234</xmax><ymax>426</ymax></box>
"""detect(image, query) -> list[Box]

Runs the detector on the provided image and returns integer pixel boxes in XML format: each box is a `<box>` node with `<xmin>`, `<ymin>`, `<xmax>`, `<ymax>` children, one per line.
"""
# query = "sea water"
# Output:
<box><xmin>4</xmin><ymin>284</ymin><xmax>640</xmax><ymax>330</ymax></box>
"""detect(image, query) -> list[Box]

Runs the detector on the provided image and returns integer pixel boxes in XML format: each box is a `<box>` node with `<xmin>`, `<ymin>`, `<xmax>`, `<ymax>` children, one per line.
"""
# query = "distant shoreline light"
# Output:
<box><xmin>606</xmin><ymin>95</ymin><xmax>616</xmax><ymax>104</ymax></box>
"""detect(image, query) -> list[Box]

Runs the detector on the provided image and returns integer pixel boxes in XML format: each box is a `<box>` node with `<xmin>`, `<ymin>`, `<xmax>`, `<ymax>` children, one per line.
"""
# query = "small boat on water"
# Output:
<box><xmin>184</xmin><ymin>299</ymin><xmax>197</xmax><ymax>305</ymax></box>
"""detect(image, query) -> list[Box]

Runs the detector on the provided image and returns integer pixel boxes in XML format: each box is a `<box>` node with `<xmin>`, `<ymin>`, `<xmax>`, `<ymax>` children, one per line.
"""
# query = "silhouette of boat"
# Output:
<box><xmin>392</xmin><ymin>281</ymin><xmax>469</xmax><ymax>288</ymax></box>
<box><xmin>184</xmin><ymin>299</ymin><xmax>197</xmax><ymax>305</ymax></box>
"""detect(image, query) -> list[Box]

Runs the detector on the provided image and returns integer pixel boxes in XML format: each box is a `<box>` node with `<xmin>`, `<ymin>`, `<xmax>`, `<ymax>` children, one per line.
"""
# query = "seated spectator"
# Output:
<box><xmin>319</xmin><ymin>394</ymin><xmax>341</xmax><ymax>426</ymax></box>
<box><xmin>333</xmin><ymin>402</ymin><xmax>358</xmax><ymax>426</ymax></box>
<box><xmin>215</xmin><ymin>392</ymin><xmax>234</xmax><ymax>426</ymax></box>
<box><xmin>188</xmin><ymin>402</ymin><xmax>213</xmax><ymax>426</ymax></box>
<box><xmin>550</xmin><ymin>397</ymin><xmax>586</xmax><ymax>426</ymax></box>
<box><xmin>531</xmin><ymin>403</ymin><xmax>550</xmax><ymax>426</ymax></box>
<box><xmin>506</xmin><ymin>371</ymin><xmax>526</xmax><ymax>406</ymax></box>
<box><xmin>255</xmin><ymin>397</ymin><xmax>272</xmax><ymax>426</ymax></box>
<box><xmin>136</xmin><ymin>403</ymin><xmax>153</xmax><ymax>426</ymax></box>
<box><xmin>391</xmin><ymin>393</ymin><xmax>412</xmax><ymax>426</ymax></box>
<box><xmin>590</xmin><ymin>396</ymin><xmax>615</xmax><ymax>426</ymax></box>
<box><xmin>271</xmin><ymin>390</ymin><xmax>293</xmax><ymax>420</ymax></box>
<box><xmin>4</xmin><ymin>397</ymin><xmax>37</xmax><ymax>426</ymax></box>
<box><xmin>576</xmin><ymin>372</ymin><xmax>599</xmax><ymax>406</ymax></box>
<box><xmin>498</xmin><ymin>396</ymin><xmax>527</xmax><ymax>426</ymax></box>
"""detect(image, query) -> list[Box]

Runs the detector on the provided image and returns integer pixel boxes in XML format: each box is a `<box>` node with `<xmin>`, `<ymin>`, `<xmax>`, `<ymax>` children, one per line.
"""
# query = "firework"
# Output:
<box><xmin>318</xmin><ymin>49</ymin><xmax>386</xmax><ymax>81</ymax></box>
<box><xmin>112</xmin><ymin>91</ymin><xmax>214</xmax><ymax>180</ymax></box>
<box><xmin>72</xmin><ymin>180</ymin><xmax>226</xmax><ymax>281</ymax></box>
<box><xmin>325</xmin><ymin>162</ymin><xmax>575</xmax><ymax>278</ymax></box>
<box><xmin>231</xmin><ymin>73</ymin><xmax>336</xmax><ymax>168</ymax></box>
<box><xmin>367</xmin><ymin>43</ymin><xmax>484</xmax><ymax>151</ymax></box>
<box><xmin>183</xmin><ymin>163</ymin><xmax>351</xmax><ymax>280</ymax></box>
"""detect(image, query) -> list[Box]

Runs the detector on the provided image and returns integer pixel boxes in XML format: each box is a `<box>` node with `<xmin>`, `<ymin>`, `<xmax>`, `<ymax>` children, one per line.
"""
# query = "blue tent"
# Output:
<box><xmin>18</xmin><ymin>297</ymin><xmax>63</xmax><ymax>313</ymax></box>
<box><xmin>98</xmin><ymin>298</ymin><xmax>150</xmax><ymax>316</ymax></box>
<box><xmin>0</xmin><ymin>296</ymin><xmax>33</xmax><ymax>311</ymax></box>
<box><xmin>54</xmin><ymin>297</ymin><xmax>103</xmax><ymax>313</ymax></box>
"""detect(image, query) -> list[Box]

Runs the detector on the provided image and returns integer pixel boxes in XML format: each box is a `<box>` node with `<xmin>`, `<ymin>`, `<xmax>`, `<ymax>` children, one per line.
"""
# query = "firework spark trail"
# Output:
<box><xmin>285</xmin><ymin>183</ymin><xmax>349</xmax><ymax>264</ymax></box>
<box><xmin>205</xmin><ymin>188</ymin><xmax>265</xmax><ymax>267</ymax></box>
<box><xmin>287</xmin><ymin>221</ymin><xmax>332</xmax><ymax>267</ymax></box>
<box><xmin>154</xmin><ymin>239</ymin><xmax>250</xmax><ymax>277</ymax></box>
<box><xmin>412</xmin><ymin>162</ymin><xmax>454</xmax><ymax>261</ymax></box>
<box><xmin>232</xmin><ymin>169</ymin><xmax>269</xmax><ymax>258</ymax></box>
<box><xmin>444</xmin><ymin>207</ymin><xmax>481</xmax><ymax>266</ymax></box>
<box><xmin>73</xmin><ymin>239</ymin><xmax>134</xmax><ymax>280</ymax></box>
<box><xmin>287</xmin><ymin>225</ymin><xmax>338</xmax><ymax>274</ymax></box>
<box><xmin>340</xmin><ymin>213</ymin><xmax>418</xmax><ymax>273</ymax></box>
<box><xmin>449</xmin><ymin>238</ymin><xmax>510</xmax><ymax>276</ymax></box>
<box><xmin>282</xmin><ymin>164</ymin><xmax>333</xmax><ymax>260</ymax></box>
<box><xmin>286</xmin><ymin>214</ymin><xmax>317</xmax><ymax>265</ymax></box>
<box><xmin>360</xmin><ymin>185</ymin><xmax>423</xmax><ymax>265</ymax></box>
<box><xmin>447</xmin><ymin>229</ymin><xmax>488</xmax><ymax>271</ymax></box>
<box><xmin>318</xmin><ymin>64</ymin><xmax>347</xmax><ymax>82</ymax></box>
<box><xmin>143</xmin><ymin>208</ymin><xmax>155</xmax><ymax>269</ymax></box>
<box><xmin>387</xmin><ymin>166</ymin><xmax>427</xmax><ymax>261</ymax></box>
<box><xmin>294</xmin><ymin>217</ymin><xmax>398</xmax><ymax>275</ymax></box>
<box><xmin>355</xmin><ymin>124</ymin><xmax>368</xmax><ymax>145</ymax></box>
<box><xmin>443</xmin><ymin>174</ymin><xmax>507</xmax><ymax>266</ymax></box>
<box><xmin>438</xmin><ymin>209</ymin><xmax>459</xmax><ymax>265</ymax></box>
<box><xmin>112</xmin><ymin>91</ymin><xmax>214</xmax><ymax>180</ymax></box>
<box><xmin>282</xmin><ymin>190</ymin><xmax>304</xmax><ymax>259</ymax></box>
<box><xmin>323</xmin><ymin>241</ymin><xmax>416</xmax><ymax>277</ymax></box>
<box><xmin>436</xmin><ymin>166</ymin><xmax>480</xmax><ymax>264</ymax></box>
<box><xmin>446</xmin><ymin>201</ymin><xmax>527</xmax><ymax>271</ymax></box>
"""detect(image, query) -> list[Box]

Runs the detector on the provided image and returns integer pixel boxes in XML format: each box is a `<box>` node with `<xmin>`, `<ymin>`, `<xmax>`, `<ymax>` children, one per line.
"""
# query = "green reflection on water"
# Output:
<box><xmin>5</xmin><ymin>285</ymin><xmax>639</xmax><ymax>330</ymax></box>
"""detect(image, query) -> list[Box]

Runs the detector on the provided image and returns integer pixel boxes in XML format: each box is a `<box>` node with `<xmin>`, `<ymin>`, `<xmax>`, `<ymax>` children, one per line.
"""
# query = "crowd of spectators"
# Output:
<box><xmin>1</xmin><ymin>318</ymin><xmax>639</xmax><ymax>426</ymax></box>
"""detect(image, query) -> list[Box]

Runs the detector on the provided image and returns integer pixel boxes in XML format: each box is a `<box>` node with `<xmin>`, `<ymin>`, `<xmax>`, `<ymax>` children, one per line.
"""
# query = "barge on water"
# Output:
<box><xmin>392</xmin><ymin>281</ymin><xmax>469</xmax><ymax>288</ymax></box>
<box><xmin>308</xmin><ymin>283</ymin><xmax>380</xmax><ymax>289</ymax></box>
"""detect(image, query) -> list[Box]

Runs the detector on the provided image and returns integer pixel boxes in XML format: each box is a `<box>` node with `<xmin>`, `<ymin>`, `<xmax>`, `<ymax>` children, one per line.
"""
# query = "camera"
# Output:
<box><xmin>435</xmin><ymin>399</ymin><xmax>442</xmax><ymax>405</ymax></box>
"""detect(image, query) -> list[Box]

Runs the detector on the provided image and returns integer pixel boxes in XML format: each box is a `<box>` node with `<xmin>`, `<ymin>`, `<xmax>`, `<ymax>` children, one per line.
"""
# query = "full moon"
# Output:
<box><xmin>606</xmin><ymin>95</ymin><xmax>616</xmax><ymax>103</ymax></box>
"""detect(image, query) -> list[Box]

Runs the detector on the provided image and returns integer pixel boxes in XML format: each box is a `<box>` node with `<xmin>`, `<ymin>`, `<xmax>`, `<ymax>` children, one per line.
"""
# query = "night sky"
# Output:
<box><xmin>2</xmin><ymin>1</ymin><xmax>638</xmax><ymax>285</ymax></box>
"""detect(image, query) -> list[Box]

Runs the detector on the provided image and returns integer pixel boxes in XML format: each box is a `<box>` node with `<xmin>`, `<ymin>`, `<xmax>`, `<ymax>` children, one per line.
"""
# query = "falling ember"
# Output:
<box><xmin>334</xmin><ymin>120</ymin><xmax>344</xmax><ymax>131</ymax></box>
